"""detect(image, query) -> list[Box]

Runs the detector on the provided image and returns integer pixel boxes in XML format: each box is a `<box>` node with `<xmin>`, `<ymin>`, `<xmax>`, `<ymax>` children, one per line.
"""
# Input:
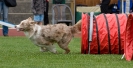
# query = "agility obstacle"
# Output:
<box><xmin>0</xmin><ymin>21</ymin><xmax>25</xmax><ymax>36</ymax></box>
<box><xmin>81</xmin><ymin>13</ymin><xmax>133</xmax><ymax>61</ymax></box>
<box><xmin>0</xmin><ymin>21</ymin><xmax>15</xmax><ymax>28</ymax></box>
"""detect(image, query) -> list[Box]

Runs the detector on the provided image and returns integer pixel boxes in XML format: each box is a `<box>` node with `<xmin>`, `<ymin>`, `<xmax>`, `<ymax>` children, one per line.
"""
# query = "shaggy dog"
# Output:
<box><xmin>15</xmin><ymin>17</ymin><xmax>81</xmax><ymax>54</ymax></box>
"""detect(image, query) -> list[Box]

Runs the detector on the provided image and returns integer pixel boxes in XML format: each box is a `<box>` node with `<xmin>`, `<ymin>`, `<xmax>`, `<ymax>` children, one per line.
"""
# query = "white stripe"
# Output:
<box><xmin>126</xmin><ymin>0</ymin><xmax>130</xmax><ymax>13</ymax></box>
<box><xmin>122</xmin><ymin>0</ymin><xmax>124</xmax><ymax>13</ymax></box>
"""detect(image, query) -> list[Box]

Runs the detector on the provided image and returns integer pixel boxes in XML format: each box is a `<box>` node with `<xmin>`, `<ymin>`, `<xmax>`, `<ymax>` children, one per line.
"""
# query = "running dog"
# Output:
<box><xmin>15</xmin><ymin>17</ymin><xmax>81</xmax><ymax>54</ymax></box>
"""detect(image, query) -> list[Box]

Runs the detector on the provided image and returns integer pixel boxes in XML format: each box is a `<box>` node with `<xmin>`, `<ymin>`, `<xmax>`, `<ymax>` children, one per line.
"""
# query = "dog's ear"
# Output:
<box><xmin>27</xmin><ymin>17</ymin><xmax>32</xmax><ymax>21</ymax></box>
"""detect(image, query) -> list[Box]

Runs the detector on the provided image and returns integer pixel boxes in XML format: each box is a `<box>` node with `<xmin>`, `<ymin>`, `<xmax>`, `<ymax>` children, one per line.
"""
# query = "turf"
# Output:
<box><xmin>0</xmin><ymin>37</ymin><xmax>133</xmax><ymax>68</ymax></box>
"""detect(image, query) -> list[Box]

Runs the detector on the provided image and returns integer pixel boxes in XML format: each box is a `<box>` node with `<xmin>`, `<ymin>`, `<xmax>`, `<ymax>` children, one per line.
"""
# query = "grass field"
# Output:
<box><xmin>0</xmin><ymin>37</ymin><xmax>133</xmax><ymax>68</ymax></box>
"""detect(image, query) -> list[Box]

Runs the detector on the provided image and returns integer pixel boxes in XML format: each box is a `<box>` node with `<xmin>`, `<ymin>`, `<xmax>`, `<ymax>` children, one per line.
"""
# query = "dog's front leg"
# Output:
<box><xmin>45</xmin><ymin>45</ymin><xmax>57</xmax><ymax>54</ymax></box>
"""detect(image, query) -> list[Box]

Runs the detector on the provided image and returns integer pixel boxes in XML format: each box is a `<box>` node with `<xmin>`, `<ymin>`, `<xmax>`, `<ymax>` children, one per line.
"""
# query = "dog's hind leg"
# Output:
<box><xmin>58</xmin><ymin>41</ymin><xmax>70</xmax><ymax>54</ymax></box>
<box><xmin>64</xmin><ymin>47</ymin><xmax>70</xmax><ymax>54</ymax></box>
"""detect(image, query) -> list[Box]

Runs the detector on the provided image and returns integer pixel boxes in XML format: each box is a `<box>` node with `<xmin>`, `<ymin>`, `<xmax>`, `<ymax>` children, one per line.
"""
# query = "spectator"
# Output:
<box><xmin>100</xmin><ymin>0</ymin><xmax>111</xmax><ymax>13</ymax></box>
<box><xmin>44</xmin><ymin>0</ymin><xmax>49</xmax><ymax>25</ymax></box>
<box><xmin>0</xmin><ymin>0</ymin><xmax>9</xmax><ymax>36</ymax></box>
<box><xmin>31</xmin><ymin>0</ymin><xmax>46</xmax><ymax>25</ymax></box>
<box><xmin>108</xmin><ymin>3</ymin><xmax>119</xmax><ymax>14</ymax></box>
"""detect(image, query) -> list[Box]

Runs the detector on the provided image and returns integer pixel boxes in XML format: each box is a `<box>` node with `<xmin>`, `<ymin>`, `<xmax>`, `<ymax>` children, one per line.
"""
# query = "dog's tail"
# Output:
<box><xmin>70</xmin><ymin>20</ymin><xmax>82</xmax><ymax>34</ymax></box>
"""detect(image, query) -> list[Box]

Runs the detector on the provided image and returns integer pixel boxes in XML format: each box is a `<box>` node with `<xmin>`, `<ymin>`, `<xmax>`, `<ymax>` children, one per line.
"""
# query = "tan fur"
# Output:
<box><xmin>15</xmin><ymin>17</ymin><xmax>81</xmax><ymax>54</ymax></box>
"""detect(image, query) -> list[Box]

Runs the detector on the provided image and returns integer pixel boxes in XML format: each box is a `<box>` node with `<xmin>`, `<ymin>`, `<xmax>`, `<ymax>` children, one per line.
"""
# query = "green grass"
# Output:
<box><xmin>0</xmin><ymin>37</ymin><xmax>133</xmax><ymax>68</ymax></box>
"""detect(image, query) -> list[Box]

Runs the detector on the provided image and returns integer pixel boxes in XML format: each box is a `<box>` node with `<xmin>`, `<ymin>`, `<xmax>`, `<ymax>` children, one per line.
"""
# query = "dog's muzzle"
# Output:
<box><xmin>15</xmin><ymin>25</ymin><xmax>23</xmax><ymax>31</ymax></box>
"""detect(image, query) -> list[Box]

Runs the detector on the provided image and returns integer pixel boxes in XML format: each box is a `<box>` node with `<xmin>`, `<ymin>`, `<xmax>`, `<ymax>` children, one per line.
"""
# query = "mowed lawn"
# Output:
<box><xmin>0</xmin><ymin>37</ymin><xmax>133</xmax><ymax>68</ymax></box>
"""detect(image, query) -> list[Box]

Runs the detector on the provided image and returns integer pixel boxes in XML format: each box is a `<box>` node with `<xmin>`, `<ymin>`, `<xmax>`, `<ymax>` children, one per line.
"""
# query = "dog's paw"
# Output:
<box><xmin>64</xmin><ymin>49</ymin><xmax>70</xmax><ymax>54</ymax></box>
<box><xmin>52</xmin><ymin>51</ymin><xmax>58</xmax><ymax>54</ymax></box>
<box><xmin>40</xmin><ymin>49</ymin><xmax>48</xmax><ymax>52</ymax></box>
<box><xmin>40</xmin><ymin>47</ymin><xmax>48</xmax><ymax>52</ymax></box>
